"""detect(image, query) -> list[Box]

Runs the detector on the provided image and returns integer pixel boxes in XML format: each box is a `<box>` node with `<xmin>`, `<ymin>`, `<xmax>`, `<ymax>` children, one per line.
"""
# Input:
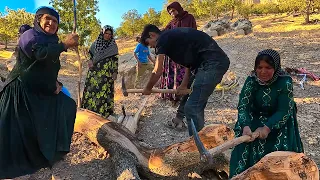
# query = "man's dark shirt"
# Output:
<box><xmin>156</xmin><ymin>27</ymin><xmax>229</xmax><ymax>70</ymax></box>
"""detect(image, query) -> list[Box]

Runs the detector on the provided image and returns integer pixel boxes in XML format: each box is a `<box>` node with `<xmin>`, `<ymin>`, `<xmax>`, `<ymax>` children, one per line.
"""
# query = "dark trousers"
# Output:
<box><xmin>176</xmin><ymin>59</ymin><xmax>229</xmax><ymax>136</ymax></box>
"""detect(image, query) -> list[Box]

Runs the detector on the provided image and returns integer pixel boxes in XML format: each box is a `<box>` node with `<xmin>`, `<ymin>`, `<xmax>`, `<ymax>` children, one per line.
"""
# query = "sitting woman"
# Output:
<box><xmin>81</xmin><ymin>25</ymin><xmax>118</xmax><ymax>118</ymax></box>
<box><xmin>0</xmin><ymin>7</ymin><xmax>78</xmax><ymax>179</ymax></box>
<box><xmin>229</xmin><ymin>49</ymin><xmax>304</xmax><ymax>178</ymax></box>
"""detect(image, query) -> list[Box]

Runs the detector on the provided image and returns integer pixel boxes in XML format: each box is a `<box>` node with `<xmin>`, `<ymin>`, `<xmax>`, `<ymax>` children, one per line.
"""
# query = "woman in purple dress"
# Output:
<box><xmin>160</xmin><ymin>2</ymin><xmax>197</xmax><ymax>130</ymax></box>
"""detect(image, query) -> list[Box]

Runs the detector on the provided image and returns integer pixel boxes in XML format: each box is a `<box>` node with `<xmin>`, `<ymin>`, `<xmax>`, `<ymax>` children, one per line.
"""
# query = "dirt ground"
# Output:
<box><xmin>0</xmin><ymin>15</ymin><xmax>319</xmax><ymax>180</ymax></box>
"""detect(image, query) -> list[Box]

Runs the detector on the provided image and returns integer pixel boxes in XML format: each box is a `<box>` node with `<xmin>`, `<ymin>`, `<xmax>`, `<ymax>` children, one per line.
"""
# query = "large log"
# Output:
<box><xmin>74</xmin><ymin>108</ymin><xmax>234</xmax><ymax>179</ymax></box>
<box><xmin>231</xmin><ymin>151</ymin><xmax>319</xmax><ymax>180</ymax></box>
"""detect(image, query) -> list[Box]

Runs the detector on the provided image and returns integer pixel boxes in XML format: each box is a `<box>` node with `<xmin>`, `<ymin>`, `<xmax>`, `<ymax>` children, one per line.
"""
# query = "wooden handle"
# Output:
<box><xmin>208</xmin><ymin>132</ymin><xmax>259</xmax><ymax>156</ymax></box>
<box><xmin>126</xmin><ymin>88</ymin><xmax>191</xmax><ymax>95</ymax></box>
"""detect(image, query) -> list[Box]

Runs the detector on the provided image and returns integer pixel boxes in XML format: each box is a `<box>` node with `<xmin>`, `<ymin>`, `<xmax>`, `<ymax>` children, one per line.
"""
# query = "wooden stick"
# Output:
<box><xmin>125</xmin><ymin>97</ymin><xmax>148</xmax><ymax>134</ymax></box>
<box><xmin>208</xmin><ymin>132</ymin><xmax>259</xmax><ymax>156</ymax></box>
<box><xmin>126</xmin><ymin>88</ymin><xmax>191</xmax><ymax>95</ymax></box>
<box><xmin>72</xmin><ymin>0</ymin><xmax>82</xmax><ymax>108</ymax></box>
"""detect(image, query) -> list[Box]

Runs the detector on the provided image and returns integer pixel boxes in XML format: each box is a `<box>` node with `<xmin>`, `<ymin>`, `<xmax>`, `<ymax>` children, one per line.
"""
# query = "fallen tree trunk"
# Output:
<box><xmin>74</xmin><ymin>108</ymin><xmax>234</xmax><ymax>179</ymax></box>
<box><xmin>231</xmin><ymin>151</ymin><xmax>319</xmax><ymax>180</ymax></box>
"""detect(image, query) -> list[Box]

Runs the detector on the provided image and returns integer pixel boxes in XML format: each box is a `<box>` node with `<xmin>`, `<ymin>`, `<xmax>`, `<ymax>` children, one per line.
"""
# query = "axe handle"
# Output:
<box><xmin>126</xmin><ymin>88</ymin><xmax>191</xmax><ymax>95</ymax></box>
<box><xmin>208</xmin><ymin>132</ymin><xmax>259</xmax><ymax>156</ymax></box>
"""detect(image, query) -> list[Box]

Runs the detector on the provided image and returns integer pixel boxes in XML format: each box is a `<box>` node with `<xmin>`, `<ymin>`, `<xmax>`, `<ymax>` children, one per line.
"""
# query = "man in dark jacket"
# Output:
<box><xmin>140</xmin><ymin>24</ymin><xmax>230</xmax><ymax>136</ymax></box>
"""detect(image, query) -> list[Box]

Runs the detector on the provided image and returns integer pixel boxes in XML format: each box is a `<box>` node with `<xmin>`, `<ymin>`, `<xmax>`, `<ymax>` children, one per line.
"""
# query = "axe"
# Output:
<box><xmin>121</xmin><ymin>76</ymin><xmax>191</xmax><ymax>96</ymax></box>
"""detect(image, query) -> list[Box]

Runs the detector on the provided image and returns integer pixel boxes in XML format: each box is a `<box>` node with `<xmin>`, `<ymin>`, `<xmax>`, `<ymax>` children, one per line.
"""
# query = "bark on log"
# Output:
<box><xmin>231</xmin><ymin>151</ymin><xmax>319</xmax><ymax>180</ymax></box>
<box><xmin>74</xmin><ymin>108</ymin><xmax>233</xmax><ymax>179</ymax></box>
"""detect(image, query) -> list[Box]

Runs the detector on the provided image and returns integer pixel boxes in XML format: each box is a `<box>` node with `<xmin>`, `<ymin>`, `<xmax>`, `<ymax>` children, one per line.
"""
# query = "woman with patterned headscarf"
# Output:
<box><xmin>0</xmin><ymin>7</ymin><xmax>78</xmax><ymax>178</ymax></box>
<box><xmin>229</xmin><ymin>49</ymin><xmax>304</xmax><ymax>178</ymax></box>
<box><xmin>81</xmin><ymin>25</ymin><xmax>119</xmax><ymax>118</ymax></box>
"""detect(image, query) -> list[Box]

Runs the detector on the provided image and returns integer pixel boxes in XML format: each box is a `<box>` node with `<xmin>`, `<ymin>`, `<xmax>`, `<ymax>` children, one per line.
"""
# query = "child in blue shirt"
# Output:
<box><xmin>133</xmin><ymin>36</ymin><xmax>155</xmax><ymax>88</ymax></box>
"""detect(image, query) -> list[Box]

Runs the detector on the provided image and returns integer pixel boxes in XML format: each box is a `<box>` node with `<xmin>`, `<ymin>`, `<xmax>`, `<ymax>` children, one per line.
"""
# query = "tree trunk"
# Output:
<box><xmin>305</xmin><ymin>0</ymin><xmax>312</xmax><ymax>23</ymax></box>
<box><xmin>74</xmin><ymin>109</ymin><xmax>319</xmax><ymax>179</ymax></box>
<box><xmin>231</xmin><ymin>6</ymin><xmax>235</xmax><ymax>20</ymax></box>
<box><xmin>4</xmin><ymin>39</ymin><xmax>7</xmax><ymax>50</ymax></box>
<box><xmin>74</xmin><ymin>108</ymin><xmax>233</xmax><ymax>179</ymax></box>
<box><xmin>231</xmin><ymin>151</ymin><xmax>319</xmax><ymax>180</ymax></box>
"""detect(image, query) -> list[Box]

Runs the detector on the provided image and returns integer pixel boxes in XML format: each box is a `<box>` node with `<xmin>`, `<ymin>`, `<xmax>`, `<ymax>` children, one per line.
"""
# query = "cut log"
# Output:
<box><xmin>117</xmin><ymin>115</ymin><xmax>125</xmax><ymax>124</ymax></box>
<box><xmin>74</xmin><ymin>109</ymin><xmax>233</xmax><ymax>179</ymax></box>
<box><xmin>125</xmin><ymin>97</ymin><xmax>148</xmax><ymax>134</ymax></box>
<box><xmin>231</xmin><ymin>151</ymin><xmax>319</xmax><ymax>180</ymax></box>
<box><xmin>121</xmin><ymin>115</ymin><xmax>130</xmax><ymax>127</ymax></box>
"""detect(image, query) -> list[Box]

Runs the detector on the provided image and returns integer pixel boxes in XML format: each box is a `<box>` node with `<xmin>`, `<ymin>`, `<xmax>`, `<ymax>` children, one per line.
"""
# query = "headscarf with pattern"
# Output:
<box><xmin>251</xmin><ymin>49</ymin><xmax>288</xmax><ymax>86</ymax></box>
<box><xmin>90</xmin><ymin>25</ymin><xmax>118</xmax><ymax>64</ymax></box>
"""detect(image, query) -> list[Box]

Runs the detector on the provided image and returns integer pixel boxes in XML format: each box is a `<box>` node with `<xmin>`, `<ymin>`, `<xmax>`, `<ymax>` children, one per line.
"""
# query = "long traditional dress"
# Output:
<box><xmin>0</xmin><ymin>18</ymin><xmax>76</xmax><ymax>178</ymax></box>
<box><xmin>81</xmin><ymin>26</ymin><xmax>118</xmax><ymax>118</ymax></box>
<box><xmin>160</xmin><ymin>1</ymin><xmax>197</xmax><ymax>101</ymax></box>
<box><xmin>229</xmin><ymin>72</ymin><xmax>304</xmax><ymax>178</ymax></box>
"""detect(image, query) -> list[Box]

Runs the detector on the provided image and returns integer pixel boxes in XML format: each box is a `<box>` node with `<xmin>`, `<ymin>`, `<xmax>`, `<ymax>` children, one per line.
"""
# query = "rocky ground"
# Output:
<box><xmin>0</xmin><ymin>15</ymin><xmax>319</xmax><ymax>180</ymax></box>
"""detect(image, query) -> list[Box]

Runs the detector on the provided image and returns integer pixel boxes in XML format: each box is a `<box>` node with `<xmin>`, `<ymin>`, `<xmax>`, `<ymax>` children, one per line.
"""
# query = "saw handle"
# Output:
<box><xmin>126</xmin><ymin>88</ymin><xmax>191</xmax><ymax>95</ymax></box>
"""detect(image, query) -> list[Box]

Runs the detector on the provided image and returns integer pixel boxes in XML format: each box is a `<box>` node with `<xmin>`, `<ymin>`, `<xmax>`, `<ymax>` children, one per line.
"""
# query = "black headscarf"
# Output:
<box><xmin>18</xmin><ymin>7</ymin><xmax>60</xmax><ymax>59</ymax></box>
<box><xmin>33</xmin><ymin>6</ymin><xmax>60</xmax><ymax>36</ymax></box>
<box><xmin>251</xmin><ymin>49</ymin><xmax>288</xmax><ymax>86</ymax></box>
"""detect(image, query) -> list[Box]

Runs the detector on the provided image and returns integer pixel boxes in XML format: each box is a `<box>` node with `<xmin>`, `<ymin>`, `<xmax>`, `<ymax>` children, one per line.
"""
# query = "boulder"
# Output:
<box><xmin>202</xmin><ymin>19</ymin><xmax>230</xmax><ymax>37</ymax></box>
<box><xmin>231</xmin><ymin>19</ymin><xmax>253</xmax><ymax>34</ymax></box>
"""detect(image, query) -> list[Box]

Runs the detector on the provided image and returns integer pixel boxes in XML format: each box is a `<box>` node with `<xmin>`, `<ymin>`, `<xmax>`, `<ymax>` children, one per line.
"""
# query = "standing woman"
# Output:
<box><xmin>81</xmin><ymin>25</ymin><xmax>119</xmax><ymax>118</ymax></box>
<box><xmin>0</xmin><ymin>7</ymin><xmax>78</xmax><ymax>178</ymax></box>
<box><xmin>161</xmin><ymin>1</ymin><xmax>197</xmax><ymax>130</ymax></box>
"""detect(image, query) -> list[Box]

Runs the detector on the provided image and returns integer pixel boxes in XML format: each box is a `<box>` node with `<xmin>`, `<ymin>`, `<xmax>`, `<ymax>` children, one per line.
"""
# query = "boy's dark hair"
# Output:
<box><xmin>135</xmin><ymin>36</ymin><xmax>140</xmax><ymax>42</ymax></box>
<box><xmin>140</xmin><ymin>24</ymin><xmax>161</xmax><ymax>46</ymax></box>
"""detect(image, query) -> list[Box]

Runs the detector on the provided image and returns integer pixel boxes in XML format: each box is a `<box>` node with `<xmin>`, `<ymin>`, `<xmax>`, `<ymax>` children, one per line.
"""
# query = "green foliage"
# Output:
<box><xmin>278</xmin><ymin>0</ymin><xmax>304</xmax><ymax>12</ymax></box>
<box><xmin>237</xmin><ymin>4</ymin><xmax>252</xmax><ymax>18</ymax></box>
<box><xmin>116</xmin><ymin>8</ymin><xmax>162</xmax><ymax>38</ymax></box>
<box><xmin>49</xmin><ymin>0</ymin><xmax>101</xmax><ymax>47</ymax></box>
<box><xmin>142</xmin><ymin>8</ymin><xmax>161</xmax><ymax>27</ymax></box>
<box><xmin>0</xmin><ymin>7</ymin><xmax>33</xmax><ymax>49</ymax></box>
<box><xmin>113</xmin><ymin>0</ymin><xmax>320</xmax><ymax>38</ymax></box>
<box><xmin>251</xmin><ymin>3</ymin><xmax>281</xmax><ymax>15</ymax></box>
<box><xmin>159</xmin><ymin>7</ymin><xmax>172</xmax><ymax>27</ymax></box>
<box><xmin>117</xmin><ymin>9</ymin><xmax>142</xmax><ymax>37</ymax></box>
<box><xmin>278</xmin><ymin>0</ymin><xmax>320</xmax><ymax>23</ymax></box>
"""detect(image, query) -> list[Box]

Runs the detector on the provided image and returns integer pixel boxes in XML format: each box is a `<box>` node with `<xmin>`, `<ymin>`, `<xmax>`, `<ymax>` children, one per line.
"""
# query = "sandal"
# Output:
<box><xmin>165</xmin><ymin>117</ymin><xmax>187</xmax><ymax>131</ymax></box>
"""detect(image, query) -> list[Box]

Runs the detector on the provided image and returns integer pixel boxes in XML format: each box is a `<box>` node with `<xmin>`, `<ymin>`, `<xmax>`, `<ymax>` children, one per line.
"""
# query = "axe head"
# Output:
<box><xmin>121</xmin><ymin>76</ymin><xmax>128</xmax><ymax>97</ymax></box>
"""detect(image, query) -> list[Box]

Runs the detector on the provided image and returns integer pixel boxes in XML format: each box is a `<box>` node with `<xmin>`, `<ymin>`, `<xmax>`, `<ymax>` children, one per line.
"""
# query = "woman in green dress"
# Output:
<box><xmin>229</xmin><ymin>49</ymin><xmax>304</xmax><ymax>178</ymax></box>
<box><xmin>81</xmin><ymin>25</ymin><xmax>118</xmax><ymax>118</ymax></box>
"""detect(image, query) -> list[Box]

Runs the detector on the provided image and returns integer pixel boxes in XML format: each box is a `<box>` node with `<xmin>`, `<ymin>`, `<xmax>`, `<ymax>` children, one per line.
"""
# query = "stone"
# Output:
<box><xmin>236</xmin><ymin>29</ymin><xmax>246</xmax><ymax>35</ymax></box>
<box><xmin>202</xmin><ymin>19</ymin><xmax>230</xmax><ymax>37</ymax></box>
<box><xmin>231</xmin><ymin>19</ymin><xmax>252</xmax><ymax>32</ymax></box>
<box><xmin>205</xmin><ymin>29</ymin><xmax>219</xmax><ymax>37</ymax></box>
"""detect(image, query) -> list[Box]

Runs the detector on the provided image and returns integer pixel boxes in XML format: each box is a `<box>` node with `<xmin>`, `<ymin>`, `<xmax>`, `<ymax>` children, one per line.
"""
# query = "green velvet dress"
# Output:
<box><xmin>229</xmin><ymin>76</ymin><xmax>304</xmax><ymax>178</ymax></box>
<box><xmin>0</xmin><ymin>43</ymin><xmax>76</xmax><ymax>178</ymax></box>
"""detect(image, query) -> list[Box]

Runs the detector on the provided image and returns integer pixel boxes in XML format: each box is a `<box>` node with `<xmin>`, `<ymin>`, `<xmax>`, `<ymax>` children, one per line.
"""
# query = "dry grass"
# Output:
<box><xmin>116</xmin><ymin>38</ymin><xmax>137</xmax><ymax>55</ymax></box>
<box><xmin>252</xmin><ymin>13</ymin><xmax>320</xmax><ymax>33</ymax></box>
<box><xmin>0</xmin><ymin>50</ymin><xmax>13</xmax><ymax>60</ymax></box>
